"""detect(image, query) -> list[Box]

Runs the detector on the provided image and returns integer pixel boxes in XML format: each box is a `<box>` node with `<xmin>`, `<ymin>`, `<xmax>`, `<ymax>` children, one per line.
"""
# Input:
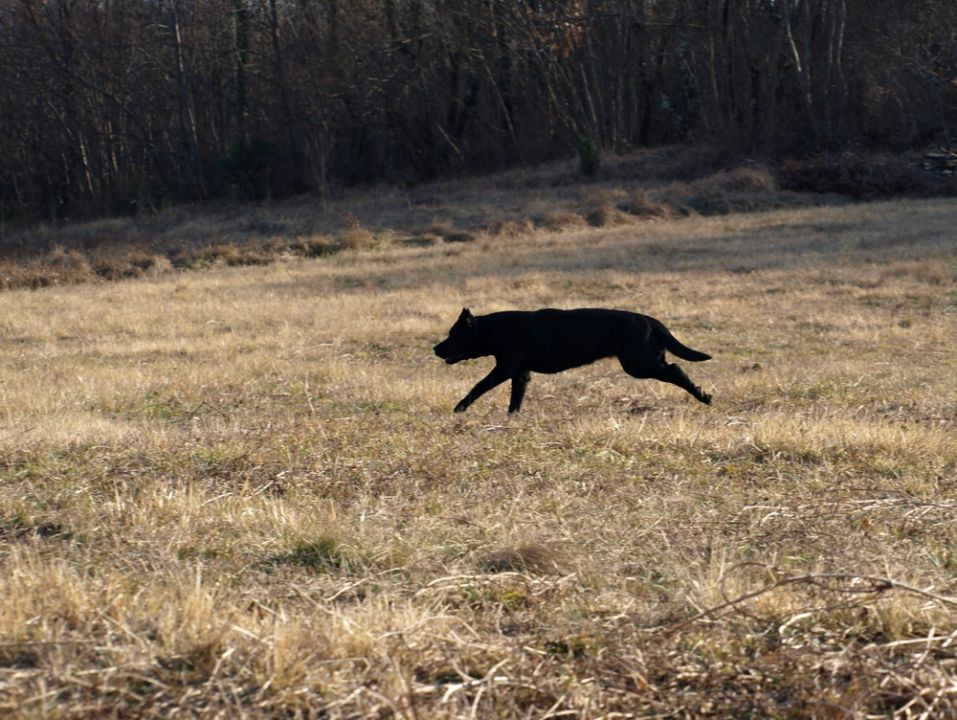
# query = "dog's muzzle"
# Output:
<box><xmin>434</xmin><ymin>343</ymin><xmax>464</xmax><ymax>364</ymax></box>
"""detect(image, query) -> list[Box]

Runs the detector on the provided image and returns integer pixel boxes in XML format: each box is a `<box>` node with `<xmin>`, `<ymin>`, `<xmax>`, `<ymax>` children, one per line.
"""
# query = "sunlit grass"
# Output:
<box><xmin>1</xmin><ymin>197</ymin><xmax>955</xmax><ymax>716</ymax></box>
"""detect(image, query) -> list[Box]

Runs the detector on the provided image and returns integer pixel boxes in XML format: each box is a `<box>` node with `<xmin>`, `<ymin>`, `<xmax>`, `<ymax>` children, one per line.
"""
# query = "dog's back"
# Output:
<box><xmin>481</xmin><ymin>308</ymin><xmax>648</xmax><ymax>373</ymax></box>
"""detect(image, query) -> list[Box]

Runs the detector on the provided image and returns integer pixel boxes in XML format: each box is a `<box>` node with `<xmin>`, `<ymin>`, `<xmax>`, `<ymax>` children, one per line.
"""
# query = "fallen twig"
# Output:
<box><xmin>657</xmin><ymin>565</ymin><xmax>957</xmax><ymax>632</ymax></box>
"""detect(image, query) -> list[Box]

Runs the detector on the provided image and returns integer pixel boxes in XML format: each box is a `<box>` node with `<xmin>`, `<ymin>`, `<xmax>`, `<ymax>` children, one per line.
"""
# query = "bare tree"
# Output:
<box><xmin>167</xmin><ymin>0</ymin><xmax>203</xmax><ymax>197</ymax></box>
<box><xmin>0</xmin><ymin>0</ymin><xmax>954</xmax><ymax>223</ymax></box>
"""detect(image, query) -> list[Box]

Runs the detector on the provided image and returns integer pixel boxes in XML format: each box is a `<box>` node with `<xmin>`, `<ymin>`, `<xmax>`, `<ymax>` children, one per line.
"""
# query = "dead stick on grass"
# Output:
<box><xmin>658</xmin><ymin>566</ymin><xmax>957</xmax><ymax>632</ymax></box>
<box><xmin>0</xmin><ymin>426</ymin><xmax>35</xmax><ymax>443</ymax></box>
<box><xmin>324</xmin><ymin>566</ymin><xmax>407</xmax><ymax>603</ymax></box>
<box><xmin>0</xmin><ymin>639</ymin><xmax>95</xmax><ymax>648</ymax></box>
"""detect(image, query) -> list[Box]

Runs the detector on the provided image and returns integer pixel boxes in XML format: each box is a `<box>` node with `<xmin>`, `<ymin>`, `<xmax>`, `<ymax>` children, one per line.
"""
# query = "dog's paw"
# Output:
<box><xmin>701</xmin><ymin>393</ymin><xmax>712</xmax><ymax>405</ymax></box>
<box><xmin>453</xmin><ymin>402</ymin><xmax>468</xmax><ymax>413</ymax></box>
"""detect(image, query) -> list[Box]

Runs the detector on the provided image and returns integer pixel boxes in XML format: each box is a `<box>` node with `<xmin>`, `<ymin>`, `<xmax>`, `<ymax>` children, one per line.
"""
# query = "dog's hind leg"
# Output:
<box><xmin>619</xmin><ymin>354</ymin><xmax>712</xmax><ymax>405</ymax></box>
<box><xmin>653</xmin><ymin>362</ymin><xmax>712</xmax><ymax>404</ymax></box>
<box><xmin>508</xmin><ymin>371</ymin><xmax>531</xmax><ymax>414</ymax></box>
<box><xmin>454</xmin><ymin>366</ymin><xmax>511</xmax><ymax>413</ymax></box>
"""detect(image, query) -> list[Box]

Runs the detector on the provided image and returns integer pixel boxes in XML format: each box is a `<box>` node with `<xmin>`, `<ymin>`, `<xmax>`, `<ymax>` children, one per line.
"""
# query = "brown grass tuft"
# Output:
<box><xmin>174</xmin><ymin>242</ymin><xmax>275</xmax><ymax>268</ymax></box>
<box><xmin>0</xmin><ymin>247</ymin><xmax>91</xmax><ymax>289</ymax></box>
<box><xmin>41</xmin><ymin>246</ymin><xmax>98</xmax><ymax>285</ymax></box>
<box><xmin>618</xmin><ymin>189</ymin><xmax>675</xmax><ymax>219</ymax></box>
<box><xmin>90</xmin><ymin>247</ymin><xmax>173</xmax><ymax>280</ymax></box>
<box><xmin>478</xmin><ymin>542</ymin><xmax>566</xmax><ymax>575</ymax></box>
<box><xmin>287</xmin><ymin>233</ymin><xmax>339</xmax><ymax>257</ymax></box>
<box><xmin>586</xmin><ymin>203</ymin><xmax>635</xmax><ymax>227</ymax></box>
<box><xmin>709</xmin><ymin>163</ymin><xmax>778</xmax><ymax>193</ymax></box>
<box><xmin>539</xmin><ymin>211</ymin><xmax>588</xmax><ymax>232</ymax></box>
<box><xmin>337</xmin><ymin>225</ymin><xmax>377</xmax><ymax>251</ymax></box>
<box><xmin>489</xmin><ymin>218</ymin><xmax>536</xmax><ymax>238</ymax></box>
<box><xmin>660</xmin><ymin>164</ymin><xmax>793</xmax><ymax>215</ymax></box>
<box><xmin>427</xmin><ymin>222</ymin><xmax>478</xmax><ymax>243</ymax></box>
<box><xmin>427</xmin><ymin>220</ymin><xmax>455</xmax><ymax>237</ymax></box>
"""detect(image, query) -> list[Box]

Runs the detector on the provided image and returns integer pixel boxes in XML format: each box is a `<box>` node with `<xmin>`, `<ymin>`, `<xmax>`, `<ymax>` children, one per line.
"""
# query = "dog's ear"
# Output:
<box><xmin>458</xmin><ymin>308</ymin><xmax>475</xmax><ymax>326</ymax></box>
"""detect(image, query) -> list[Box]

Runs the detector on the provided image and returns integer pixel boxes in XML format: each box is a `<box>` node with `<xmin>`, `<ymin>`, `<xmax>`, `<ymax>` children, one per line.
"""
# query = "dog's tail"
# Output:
<box><xmin>656</xmin><ymin>325</ymin><xmax>711</xmax><ymax>362</ymax></box>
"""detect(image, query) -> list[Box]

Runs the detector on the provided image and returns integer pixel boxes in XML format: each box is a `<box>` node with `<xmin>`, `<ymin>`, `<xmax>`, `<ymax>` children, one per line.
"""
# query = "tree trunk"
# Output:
<box><xmin>269</xmin><ymin>0</ymin><xmax>301</xmax><ymax>192</ymax></box>
<box><xmin>233</xmin><ymin>0</ymin><xmax>250</xmax><ymax>146</ymax></box>
<box><xmin>168</xmin><ymin>0</ymin><xmax>202</xmax><ymax>198</ymax></box>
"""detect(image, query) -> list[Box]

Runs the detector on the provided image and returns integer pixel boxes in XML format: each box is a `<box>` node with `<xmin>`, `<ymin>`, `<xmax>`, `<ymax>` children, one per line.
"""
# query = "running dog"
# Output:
<box><xmin>433</xmin><ymin>307</ymin><xmax>712</xmax><ymax>413</ymax></box>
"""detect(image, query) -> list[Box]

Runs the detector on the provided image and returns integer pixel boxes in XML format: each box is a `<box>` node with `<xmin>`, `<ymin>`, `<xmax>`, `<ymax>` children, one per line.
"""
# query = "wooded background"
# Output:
<box><xmin>1</xmin><ymin>0</ymin><xmax>955</xmax><ymax>221</ymax></box>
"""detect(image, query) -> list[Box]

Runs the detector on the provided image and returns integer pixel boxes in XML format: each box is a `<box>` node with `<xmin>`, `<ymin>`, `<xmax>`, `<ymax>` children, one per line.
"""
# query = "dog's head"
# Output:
<box><xmin>434</xmin><ymin>308</ymin><xmax>484</xmax><ymax>364</ymax></box>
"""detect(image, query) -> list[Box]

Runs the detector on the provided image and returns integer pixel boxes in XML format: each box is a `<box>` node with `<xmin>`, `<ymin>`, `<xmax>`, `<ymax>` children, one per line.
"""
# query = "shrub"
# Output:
<box><xmin>577</xmin><ymin>135</ymin><xmax>601</xmax><ymax>178</ymax></box>
<box><xmin>777</xmin><ymin>153</ymin><xmax>951</xmax><ymax>199</ymax></box>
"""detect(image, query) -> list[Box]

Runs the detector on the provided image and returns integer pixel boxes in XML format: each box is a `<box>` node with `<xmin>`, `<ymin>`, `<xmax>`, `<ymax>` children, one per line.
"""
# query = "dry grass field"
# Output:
<box><xmin>1</xmin><ymin>193</ymin><xmax>956</xmax><ymax>717</ymax></box>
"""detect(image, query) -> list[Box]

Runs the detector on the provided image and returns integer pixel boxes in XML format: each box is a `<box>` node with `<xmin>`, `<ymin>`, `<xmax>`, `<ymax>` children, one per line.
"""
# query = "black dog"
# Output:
<box><xmin>434</xmin><ymin>308</ymin><xmax>712</xmax><ymax>413</ymax></box>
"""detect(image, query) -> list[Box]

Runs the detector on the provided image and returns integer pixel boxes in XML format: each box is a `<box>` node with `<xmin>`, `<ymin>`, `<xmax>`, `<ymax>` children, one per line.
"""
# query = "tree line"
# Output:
<box><xmin>1</xmin><ymin>0</ymin><xmax>955</xmax><ymax>222</ymax></box>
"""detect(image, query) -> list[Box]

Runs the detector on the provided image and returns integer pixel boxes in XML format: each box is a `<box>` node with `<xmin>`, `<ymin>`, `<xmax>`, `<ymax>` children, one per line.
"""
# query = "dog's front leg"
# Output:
<box><xmin>454</xmin><ymin>366</ymin><xmax>510</xmax><ymax>412</ymax></box>
<box><xmin>508</xmin><ymin>371</ymin><xmax>531</xmax><ymax>414</ymax></box>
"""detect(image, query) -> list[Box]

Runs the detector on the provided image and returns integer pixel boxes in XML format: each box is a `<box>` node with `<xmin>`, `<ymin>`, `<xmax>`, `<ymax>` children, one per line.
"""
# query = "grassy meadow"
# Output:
<box><xmin>1</xmin><ymin>189</ymin><xmax>956</xmax><ymax>717</ymax></box>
